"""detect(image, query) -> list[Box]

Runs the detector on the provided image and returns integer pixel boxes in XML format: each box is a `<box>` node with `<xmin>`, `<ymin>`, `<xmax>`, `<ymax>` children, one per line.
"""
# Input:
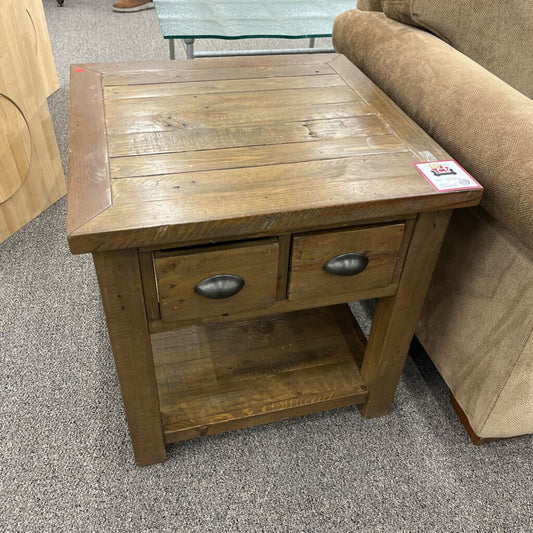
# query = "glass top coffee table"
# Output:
<box><xmin>153</xmin><ymin>0</ymin><xmax>355</xmax><ymax>59</ymax></box>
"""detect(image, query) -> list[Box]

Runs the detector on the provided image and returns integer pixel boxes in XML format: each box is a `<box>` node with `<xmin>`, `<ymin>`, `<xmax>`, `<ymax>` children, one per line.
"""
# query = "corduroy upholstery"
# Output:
<box><xmin>334</xmin><ymin>1</ymin><xmax>533</xmax><ymax>439</ymax></box>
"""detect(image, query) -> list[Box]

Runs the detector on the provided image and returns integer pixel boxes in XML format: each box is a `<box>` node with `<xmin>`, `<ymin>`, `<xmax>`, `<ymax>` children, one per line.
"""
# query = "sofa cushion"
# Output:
<box><xmin>356</xmin><ymin>0</ymin><xmax>383</xmax><ymax>11</ymax></box>
<box><xmin>416</xmin><ymin>207</ymin><xmax>533</xmax><ymax>438</ymax></box>
<box><xmin>381</xmin><ymin>0</ymin><xmax>533</xmax><ymax>98</ymax></box>
<box><xmin>333</xmin><ymin>10</ymin><xmax>533</xmax><ymax>249</ymax></box>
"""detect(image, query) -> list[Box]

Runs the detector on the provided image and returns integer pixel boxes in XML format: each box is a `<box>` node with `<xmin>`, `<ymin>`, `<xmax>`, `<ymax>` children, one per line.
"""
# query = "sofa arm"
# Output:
<box><xmin>333</xmin><ymin>10</ymin><xmax>533</xmax><ymax>250</ymax></box>
<box><xmin>356</xmin><ymin>0</ymin><xmax>383</xmax><ymax>11</ymax></box>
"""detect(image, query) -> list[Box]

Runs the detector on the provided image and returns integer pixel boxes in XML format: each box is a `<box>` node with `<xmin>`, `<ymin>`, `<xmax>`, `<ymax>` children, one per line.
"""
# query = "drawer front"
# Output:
<box><xmin>289</xmin><ymin>223</ymin><xmax>405</xmax><ymax>302</ymax></box>
<box><xmin>154</xmin><ymin>239</ymin><xmax>279</xmax><ymax>322</ymax></box>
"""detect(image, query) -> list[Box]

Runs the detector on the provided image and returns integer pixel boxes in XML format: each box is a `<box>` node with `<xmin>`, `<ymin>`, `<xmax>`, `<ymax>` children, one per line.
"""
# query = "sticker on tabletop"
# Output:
<box><xmin>414</xmin><ymin>160</ymin><xmax>482</xmax><ymax>192</ymax></box>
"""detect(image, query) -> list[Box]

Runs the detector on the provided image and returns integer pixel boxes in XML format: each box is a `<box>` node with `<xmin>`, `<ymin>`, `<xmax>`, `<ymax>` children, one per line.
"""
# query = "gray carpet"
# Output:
<box><xmin>1</xmin><ymin>1</ymin><xmax>532</xmax><ymax>531</ymax></box>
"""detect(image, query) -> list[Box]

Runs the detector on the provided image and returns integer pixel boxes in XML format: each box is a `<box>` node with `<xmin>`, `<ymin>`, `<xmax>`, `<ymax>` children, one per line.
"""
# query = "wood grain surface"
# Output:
<box><xmin>93</xmin><ymin>249</ymin><xmax>166</xmax><ymax>465</ymax></box>
<box><xmin>151</xmin><ymin>305</ymin><xmax>368</xmax><ymax>443</ymax></box>
<box><xmin>67</xmin><ymin>54</ymin><xmax>485</xmax><ymax>463</ymax></box>
<box><xmin>67</xmin><ymin>54</ymin><xmax>481</xmax><ymax>254</ymax></box>
<box><xmin>359</xmin><ymin>211</ymin><xmax>452</xmax><ymax>418</ymax></box>
<box><xmin>23</xmin><ymin>0</ymin><xmax>59</xmax><ymax>97</ymax></box>
<box><xmin>0</xmin><ymin>0</ymin><xmax>65</xmax><ymax>244</ymax></box>
<box><xmin>289</xmin><ymin>223</ymin><xmax>405</xmax><ymax>302</ymax></box>
<box><xmin>155</xmin><ymin>239</ymin><xmax>279</xmax><ymax>322</ymax></box>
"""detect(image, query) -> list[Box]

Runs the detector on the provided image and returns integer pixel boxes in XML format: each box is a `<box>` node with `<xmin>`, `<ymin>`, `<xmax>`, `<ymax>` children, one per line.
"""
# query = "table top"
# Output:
<box><xmin>67</xmin><ymin>54</ymin><xmax>482</xmax><ymax>254</ymax></box>
<box><xmin>153</xmin><ymin>0</ymin><xmax>356</xmax><ymax>39</ymax></box>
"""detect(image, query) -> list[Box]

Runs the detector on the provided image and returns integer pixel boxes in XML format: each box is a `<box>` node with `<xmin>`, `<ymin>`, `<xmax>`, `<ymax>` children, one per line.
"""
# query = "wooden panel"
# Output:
<box><xmin>149</xmin><ymin>283</ymin><xmax>399</xmax><ymax>333</ymax></box>
<box><xmin>104</xmin><ymin>101</ymin><xmax>371</xmax><ymax>135</ymax></box>
<box><xmin>276</xmin><ymin>235</ymin><xmax>291</xmax><ymax>301</ymax></box>
<box><xmin>154</xmin><ymin>239</ymin><xmax>279</xmax><ymax>322</ymax></box>
<box><xmin>91</xmin><ymin>52</ymin><xmax>338</xmax><ymax>75</ymax></box>
<box><xmin>139</xmin><ymin>251</ymin><xmax>160</xmax><ymax>321</ymax></box>
<box><xmin>0</xmin><ymin>0</ymin><xmax>65</xmax><ymax>244</ymax></box>
<box><xmin>0</xmin><ymin>95</ymin><xmax>31</xmax><ymax>202</ymax></box>
<box><xmin>102</xmin><ymin>61</ymin><xmax>336</xmax><ymax>86</ymax></box>
<box><xmin>110</xmin><ymin>135</ymin><xmax>407</xmax><ymax>178</ymax></box>
<box><xmin>107</xmin><ymin>115</ymin><xmax>391</xmax><ymax>158</ymax></box>
<box><xmin>93</xmin><ymin>249</ymin><xmax>166</xmax><ymax>466</ymax></box>
<box><xmin>66</xmin><ymin>66</ymin><xmax>111</xmax><ymax>239</ymax></box>
<box><xmin>103</xmin><ymin>73</ymin><xmax>344</xmax><ymax>101</ymax></box>
<box><xmin>111</xmin><ymin>152</ymin><xmax>417</xmax><ymax>205</ymax></box>
<box><xmin>104</xmin><ymin>86</ymin><xmax>361</xmax><ymax>119</ymax></box>
<box><xmin>359</xmin><ymin>211</ymin><xmax>452</xmax><ymax>418</ymax></box>
<box><xmin>289</xmin><ymin>223</ymin><xmax>406</xmax><ymax>301</ymax></box>
<box><xmin>67</xmin><ymin>55</ymin><xmax>482</xmax><ymax>256</ymax></box>
<box><xmin>151</xmin><ymin>305</ymin><xmax>368</xmax><ymax>443</ymax></box>
<box><xmin>24</xmin><ymin>0</ymin><xmax>59</xmax><ymax>97</ymax></box>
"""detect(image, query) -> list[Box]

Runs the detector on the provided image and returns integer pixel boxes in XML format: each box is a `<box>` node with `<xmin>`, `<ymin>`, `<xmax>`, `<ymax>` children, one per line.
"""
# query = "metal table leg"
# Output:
<box><xmin>183</xmin><ymin>38</ymin><xmax>195</xmax><ymax>59</ymax></box>
<box><xmin>169</xmin><ymin>39</ymin><xmax>176</xmax><ymax>60</ymax></box>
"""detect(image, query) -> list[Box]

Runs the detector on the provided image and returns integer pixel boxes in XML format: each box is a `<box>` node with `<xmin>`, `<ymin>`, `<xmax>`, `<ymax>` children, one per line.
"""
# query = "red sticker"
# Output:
<box><xmin>74</xmin><ymin>68</ymin><xmax>85</xmax><ymax>73</ymax></box>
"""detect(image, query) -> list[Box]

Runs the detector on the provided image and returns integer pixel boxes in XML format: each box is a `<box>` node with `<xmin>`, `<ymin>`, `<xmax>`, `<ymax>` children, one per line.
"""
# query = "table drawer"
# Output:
<box><xmin>288</xmin><ymin>223</ymin><xmax>405</xmax><ymax>302</ymax></box>
<box><xmin>154</xmin><ymin>239</ymin><xmax>279</xmax><ymax>322</ymax></box>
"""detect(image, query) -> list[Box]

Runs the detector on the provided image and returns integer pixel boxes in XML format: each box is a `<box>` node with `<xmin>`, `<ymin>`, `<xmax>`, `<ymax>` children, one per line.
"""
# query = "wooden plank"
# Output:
<box><xmin>110</xmin><ymin>135</ymin><xmax>407</xmax><ymax>178</ymax></box>
<box><xmin>139</xmin><ymin>251</ymin><xmax>160</xmax><ymax>321</ymax></box>
<box><xmin>162</xmin><ymin>362</ymin><xmax>364</xmax><ymax>443</ymax></box>
<box><xmin>137</xmin><ymin>214</ymin><xmax>414</xmax><ymax>253</ymax></box>
<box><xmin>329</xmin><ymin>55</ymin><xmax>451</xmax><ymax>161</ymax></box>
<box><xmin>101</xmin><ymin>60</ymin><xmax>337</xmax><ymax>86</ymax></box>
<box><xmin>152</xmin><ymin>307</ymin><xmax>357</xmax><ymax>374</ymax></box>
<box><xmin>104</xmin><ymin>86</ymin><xmax>362</xmax><ymax>119</ymax></box>
<box><xmin>391</xmin><ymin>218</ymin><xmax>416</xmax><ymax>284</ymax></box>
<box><xmin>89</xmin><ymin>53</ymin><xmax>339</xmax><ymax>76</ymax></box>
<box><xmin>0</xmin><ymin>0</ymin><xmax>65</xmax><ymax>244</ymax></box>
<box><xmin>149</xmin><ymin>283</ymin><xmax>399</xmax><ymax>333</ymax></box>
<box><xmin>289</xmin><ymin>223</ymin><xmax>406</xmax><ymax>302</ymax></box>
<box><xmin>276</xmin><ymin>235</ymin><xmax>291</xmax><ymax>301</ymax></box>
<box><xmin>66</xmin><ymin>66</ymin><xmax>112</xmax><ymax>238</ymax></box>
<box><xmin>24</xmin><ymin>0</ymin><xmax>59</xmax><ymax>96</ymax></box>
<box><xmin>359</xmin><ymin>210</ymin><xmax>452</xmax><ymax>418</ymax></box>
<box><xmin>111</xmin><ymin>152</ymin><xmax>417</xmax><ymax>204</ymax></box>
<box><xmin>104</xmin><ymin>73</ymin><xmax>344</xmax><ymax>101</ymax></box>
<box><xmin>70</xmin><ymin>179</ymin><xmax>480</xmax><ymax>255</ymax></box>
<box><xmin>105</xmin><ymin>101</ymin><xmax>371</xmax><ymax>135</ymax></box>
<box><xmin>93</xmin><ymin>248</ymin><xmax>166</xmax><ymax>466</ymax></box>
<box><xmin>106</xmin><ymin>115</ymin><xmax>391</xmax><ymax>158</ymax></box>
<box><xmin>150</xmin><ymin>306</ymin><xmax>367</xmax><ymax>442</ymax></box>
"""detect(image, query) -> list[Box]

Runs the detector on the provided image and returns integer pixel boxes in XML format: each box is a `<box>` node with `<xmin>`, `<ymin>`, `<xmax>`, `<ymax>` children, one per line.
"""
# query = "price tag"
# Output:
<box><xmin>414</xmin><ymin>160</ymin><xmax>482</xmax><ymax>191</ymax></box>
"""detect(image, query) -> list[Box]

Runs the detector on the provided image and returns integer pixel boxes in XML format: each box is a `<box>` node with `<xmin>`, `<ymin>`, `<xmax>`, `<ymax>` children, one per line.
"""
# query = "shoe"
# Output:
<box><xmin>112</xmin><ymin>0</ymin><xmax>154</xmax><ymax>13</ymax></box>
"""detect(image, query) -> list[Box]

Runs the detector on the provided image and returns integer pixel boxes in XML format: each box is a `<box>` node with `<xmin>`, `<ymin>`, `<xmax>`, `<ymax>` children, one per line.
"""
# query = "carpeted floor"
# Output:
<box><xmin>1</xmin><ymin>1</ymin><xmax>532</xmax><ymax>531</ymax></box>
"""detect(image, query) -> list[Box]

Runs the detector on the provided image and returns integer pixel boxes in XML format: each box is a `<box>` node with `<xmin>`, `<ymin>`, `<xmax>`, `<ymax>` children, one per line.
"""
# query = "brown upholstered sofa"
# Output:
<box><xmin>333</xmin><ymin>0</ymin><xmax>533</xmax><ymax>440</ymax></box>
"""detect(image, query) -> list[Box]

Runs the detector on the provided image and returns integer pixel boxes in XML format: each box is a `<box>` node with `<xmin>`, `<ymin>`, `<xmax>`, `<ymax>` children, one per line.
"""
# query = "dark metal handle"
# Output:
<box><xmin>194</xmin><ymin>274</ymin><xmax>245</xmax><ymax>299</ymax></box>
<box><xmin>322</xmin><ymin>252</ymin><xmax>369</xmax><ymax>277</ymax></box>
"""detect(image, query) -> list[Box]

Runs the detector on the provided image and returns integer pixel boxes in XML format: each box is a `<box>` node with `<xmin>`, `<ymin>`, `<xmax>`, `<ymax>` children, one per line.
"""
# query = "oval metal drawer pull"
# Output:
<box><xmin>194</xmin><ymin>274</ymin><xmax>245</xmax><ymax>299</ymax></box>
<box><xmin>322</xmin><ymin>252</ymin><xmax>369</xmax><ymax>277</ymax></box>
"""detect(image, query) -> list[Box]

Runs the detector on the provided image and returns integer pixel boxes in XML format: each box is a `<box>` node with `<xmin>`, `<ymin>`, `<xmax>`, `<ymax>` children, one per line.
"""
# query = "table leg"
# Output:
<box><xmin>93</xmin><ymin>248</ymin><xmax>166</xmax><ymax>466</ymax></box>
<box><xmin>169</xmin><ymin>38</ymin><xmax>175</xmax><ymax>60</ymax></box>
<box><xmin>309</xmin><ymin>37</ymin><xmax>316</xmax><ymax>48</ymax></box>
<box><xmin>183</xmin><ymin>38</ymin><xmax>195</xmax><ymax>59</ymax></box>
<box><xmin>359</xmin><ymin>210</ymin><xmax>452</xmax><ymax>418</ymax></box>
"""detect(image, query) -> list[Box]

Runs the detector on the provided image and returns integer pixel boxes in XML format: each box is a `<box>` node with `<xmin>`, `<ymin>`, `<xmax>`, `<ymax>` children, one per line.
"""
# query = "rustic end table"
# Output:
<box><xmin>67</xmin><ymin>54</ymin><xmax>482</xmax><ymax>466</ymax></box>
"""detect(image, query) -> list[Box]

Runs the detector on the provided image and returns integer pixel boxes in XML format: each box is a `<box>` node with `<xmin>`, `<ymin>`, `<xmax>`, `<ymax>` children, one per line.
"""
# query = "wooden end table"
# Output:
<box><xmin>67</xmin><ymin>54</ymin><xmax>481</xmax><ymax>466</ymax></box>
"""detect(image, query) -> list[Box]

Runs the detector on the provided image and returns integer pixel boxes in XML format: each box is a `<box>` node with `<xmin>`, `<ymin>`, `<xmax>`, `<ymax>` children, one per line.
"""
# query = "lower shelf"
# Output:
<box><xmin>150</xmin><ymin>304</ymin><xmax>368</xmax><ymax>444</ymax></box>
